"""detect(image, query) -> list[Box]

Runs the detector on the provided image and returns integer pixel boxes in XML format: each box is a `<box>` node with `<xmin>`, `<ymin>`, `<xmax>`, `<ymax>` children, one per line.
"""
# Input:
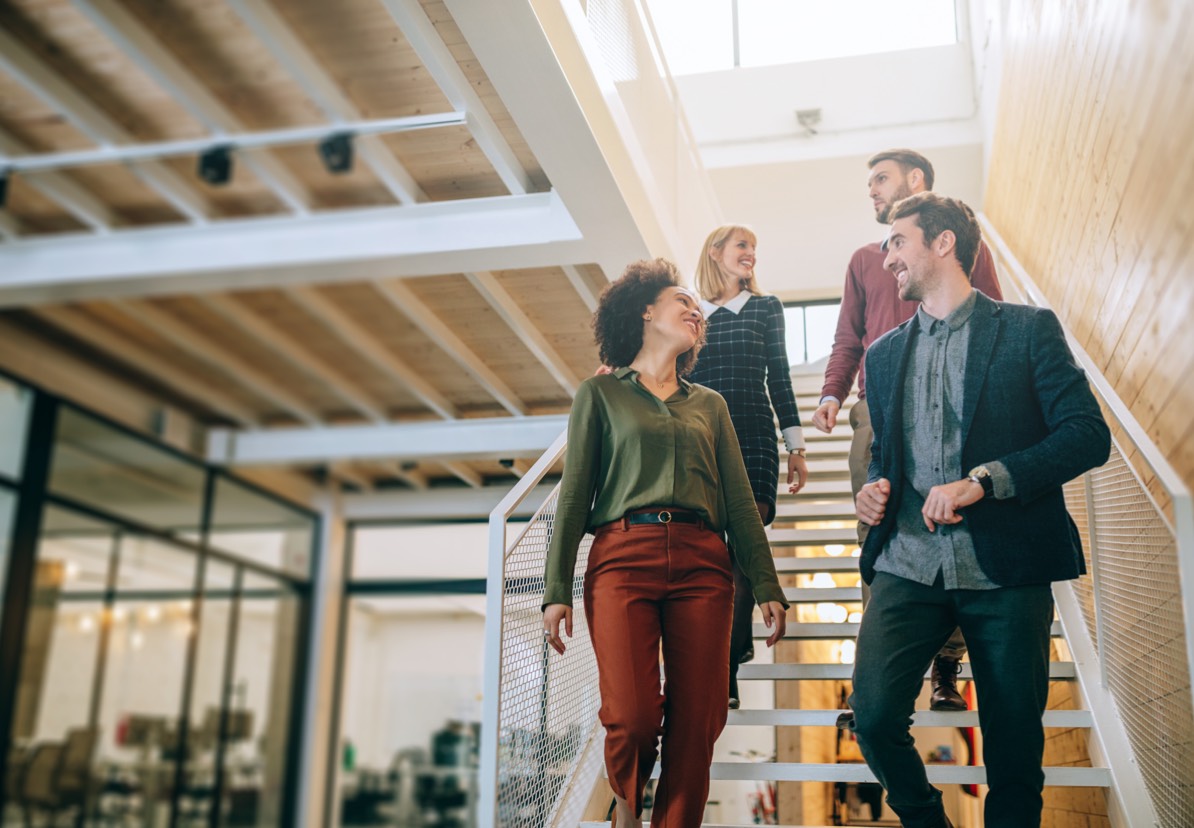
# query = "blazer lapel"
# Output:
<box><xmin>886</xmin><ymin>322</ymin><xmax>918</xmax><ymax>468</ymax></box>
<box><xmin>961</xmin><ymin>293</ymin><xmax>1002</xmax><ymax>442</ymax></box>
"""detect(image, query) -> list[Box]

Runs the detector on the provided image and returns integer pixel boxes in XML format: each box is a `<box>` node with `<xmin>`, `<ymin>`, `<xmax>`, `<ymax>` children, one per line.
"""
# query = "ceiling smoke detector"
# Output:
<box><xmin>796</xmin><ymin>108</ymin><xmax>822</xmax><ymax>136</ymax></box>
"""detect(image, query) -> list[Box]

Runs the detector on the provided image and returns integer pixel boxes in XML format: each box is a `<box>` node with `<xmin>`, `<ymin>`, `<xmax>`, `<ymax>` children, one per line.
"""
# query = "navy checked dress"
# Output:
<box><xmin>688</xmin><ymin>294</ymin><xmax>802</xmax><ymax>524</ymax></box>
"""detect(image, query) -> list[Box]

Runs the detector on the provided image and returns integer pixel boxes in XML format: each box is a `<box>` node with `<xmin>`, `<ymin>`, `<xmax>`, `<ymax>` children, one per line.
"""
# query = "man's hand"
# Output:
<box><xmin>787</xmin><ymin>452</ymin><xmax>808</xmax><ymax>494</ymax></box>
<box><xmin>812</xmin><ymin>399</ymin><xmax>841</xmax><ymax>433</ymax></box>
<box><xmin>542</xmin><ymin>604</ymin><xmax>573</xmax><ymax>655</ymax></box>
<box><xmin>922</xmin><ymin>479</ymin><xmax>984</xmax><ymax>532</ymax></box>
<box><xmin>856</xmin><ymin>478</ymin><xmax>891</xmax><ymax>526</ymax></box>
<box><xmin>760</xmin><ymin>601</ymin><xmax>788</xmax><ymax>648</ymax></box>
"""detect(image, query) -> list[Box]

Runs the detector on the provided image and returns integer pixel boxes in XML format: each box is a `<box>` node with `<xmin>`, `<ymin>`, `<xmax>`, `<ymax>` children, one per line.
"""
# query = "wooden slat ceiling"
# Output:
<box><xmin>0</xmin><ymin>0</ymin><xmax>604</xmax><ymax>493</ymax></box>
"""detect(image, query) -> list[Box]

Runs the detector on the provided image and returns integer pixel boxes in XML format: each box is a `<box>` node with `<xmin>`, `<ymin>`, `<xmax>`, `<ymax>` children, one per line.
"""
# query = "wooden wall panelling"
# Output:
<box><xmin>985</xmin><ymin>0</ymin><xmax>1194</xmax><ymax>493</ymax></box>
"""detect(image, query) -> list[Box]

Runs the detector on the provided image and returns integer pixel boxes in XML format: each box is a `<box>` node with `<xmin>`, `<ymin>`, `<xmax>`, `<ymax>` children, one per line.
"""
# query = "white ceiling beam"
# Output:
<box><xmin>71</xmin><ymin>0</ymin><xmax>311</xmax><ymax>216</ymax></box>
<box><xmin>28</xmin><ymin>305</ymin><xmax>260</xmax><ymax>427</ymax></box>
<box><xmin>343</xmin><ymin>482</ymin><xmax>555</xmax><ymax>522</ymax></box>
<box><xmin>197</xmin><ymin>293</ymin><xmax>389</xmax><ymax>423</ymax></box>
<box><xmin>377</xmin><ymin>0</ymin><xmax>530</xmax><ymax>195</ymax></box>
<box><xmin>561</xmin><ymin>264</ymin><xmax>599</xmax><ymax>312</ymax></box>
<box><xmin>0</xmin><ymin>191</ymin><xmax>583</xmax><ymax>306</ymax></box>
<box><xmin>110</xmin><ymin>299</ymin><xmax>322</xmax><ymax>426</ymax></box>
<box><xmin>208</xmin><ymin>414</ymin><xmax>568</xmax><ymax>466</ymax></box>
<box><xmin>285</xmin><ymin>285</ymin><xmax>458</xmax><ymax>420</ymax></box>
<box><xmin>0</xmin><ymin>129</ymin><xmax>116</xmax><ymax>232</ymax></box>
<box><xmin>441</xmin><ymin>0</ymin><xmax>651</xmax><ymax>269</ymax></box>
<box><xmin>0</xmin><ymin>26</ymin><xmax>211</xmax><ymax>224</ymax></box>
<box><xmin>442</xmin><ymin>461</ymin><xmax>483</xmax><ymax>489</ymax></box>
<box><xmin>226</xmin><ymin>0</ymin><xmax>427</xmax><ymax>205</ymax></box>
<box><xmin>372</xmin><ymin>279</ymin><xmax>527</xmax><ymax>416</ymax></box>
<box><xmin>464</xmin><ymin>270</ymin><xmax>581</xmax><ymax>396</ymax></box>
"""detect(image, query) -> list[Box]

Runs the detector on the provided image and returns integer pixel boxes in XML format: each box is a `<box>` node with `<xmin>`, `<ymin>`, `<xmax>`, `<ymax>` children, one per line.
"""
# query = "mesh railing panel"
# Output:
<box><xmin>494</xmin><ymin>488</ymin><xmax>603</xmax><ymax>828</ymax></box>
<box><xmin>1063</xmin><ymin>477</ymin><xmax>1099</xmax><ymax>652</ymax></box>
<box><xmin>1085</xmin><ymin>443</ymin><xmax>1193</xmax><ymax>826</ymax></box>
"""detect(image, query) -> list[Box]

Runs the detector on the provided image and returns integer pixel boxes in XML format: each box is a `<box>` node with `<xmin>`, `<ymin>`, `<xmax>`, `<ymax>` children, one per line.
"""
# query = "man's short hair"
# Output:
<box><xmin>867</xmin><ymin>149</ymin><xmax>935</xmax><ymax>191</ymax></box>
<box><xmin>890</xmin><ymin>192</ymin><xmax>981</xmax><ymax>279</ymax></box>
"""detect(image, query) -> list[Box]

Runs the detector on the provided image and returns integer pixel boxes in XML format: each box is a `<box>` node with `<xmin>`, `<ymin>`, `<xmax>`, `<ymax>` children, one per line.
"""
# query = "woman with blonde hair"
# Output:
<box><xmin>543</xmin><ymin>258</ymin><xmax>788</xmax><ymax>828</ymax></box>
<box><xmin>689</xmin><ymin>224</ymin><xmax>809</xmax><ymax>708</ymax></box>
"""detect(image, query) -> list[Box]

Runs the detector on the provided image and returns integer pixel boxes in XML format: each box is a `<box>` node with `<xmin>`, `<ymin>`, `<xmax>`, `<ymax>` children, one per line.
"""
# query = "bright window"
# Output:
<box><xmin>645</xmin><ymin>0</ymin><xmax>958</xmax><ymax>75</ymax></box>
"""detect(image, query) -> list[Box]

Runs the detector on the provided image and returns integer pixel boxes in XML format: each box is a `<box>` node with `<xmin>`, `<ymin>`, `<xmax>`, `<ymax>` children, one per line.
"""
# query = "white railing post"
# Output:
<box><xmin>1081</xmin><ymin>471</ymin><xmax>1109</xmax><ymax>689</ymax></box>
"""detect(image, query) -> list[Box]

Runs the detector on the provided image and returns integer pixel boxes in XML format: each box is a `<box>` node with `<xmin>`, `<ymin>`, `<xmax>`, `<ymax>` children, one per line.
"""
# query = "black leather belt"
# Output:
<box><xmin>626</xmin><ymin>509</ymin><xmax>702</xmax><ymax>526</ymax></box>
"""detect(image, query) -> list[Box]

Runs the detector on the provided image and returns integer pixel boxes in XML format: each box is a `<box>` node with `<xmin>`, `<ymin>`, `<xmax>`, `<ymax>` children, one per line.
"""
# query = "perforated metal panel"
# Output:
<box><xmin>492</xmin><ymin>489</ymin><xmax>604</xmax><ymax>828</ymax></box>
<box><xmin>1072</xmin><ymin>445</ymin><xmax>1193</xmax><ymax>827</ymax></box>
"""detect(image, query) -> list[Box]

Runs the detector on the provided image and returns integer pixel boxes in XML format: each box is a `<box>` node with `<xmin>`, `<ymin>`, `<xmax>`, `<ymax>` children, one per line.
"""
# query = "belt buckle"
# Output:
<box><xmin>658</xmin><ymin>510</ymin><xmax>672</xmax><ymax>524</ymax></box>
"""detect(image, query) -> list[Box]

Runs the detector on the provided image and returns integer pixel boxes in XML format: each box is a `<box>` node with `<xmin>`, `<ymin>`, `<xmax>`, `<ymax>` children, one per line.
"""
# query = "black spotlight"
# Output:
<box><xmin>0</xmin><ymin>171</ymin><xmax>9</xmax><ymax>208</ymax></box>
<box><xmin>319</xmin><ymin>132</ymin><xmax>354</xmax><ymax>174</ymax></box>
<box><xmin>198</xmin><ymin>146</ymin><xmax>234</xmax><ymax>186</ymax></box>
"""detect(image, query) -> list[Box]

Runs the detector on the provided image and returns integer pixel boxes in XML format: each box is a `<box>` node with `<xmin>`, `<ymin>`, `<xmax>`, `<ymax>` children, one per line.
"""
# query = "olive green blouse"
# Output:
<box><xmin>542</xmin><ymin>367</ymin><xmax>788</xmax><ymax>609</ymax></box>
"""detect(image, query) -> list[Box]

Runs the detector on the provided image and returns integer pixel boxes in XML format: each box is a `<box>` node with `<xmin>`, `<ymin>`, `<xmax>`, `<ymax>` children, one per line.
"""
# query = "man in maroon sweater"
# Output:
<box><xmin>813</xmin><ymin>149</ymin><xmax>1003</xmax><ymax>711</ymax></box>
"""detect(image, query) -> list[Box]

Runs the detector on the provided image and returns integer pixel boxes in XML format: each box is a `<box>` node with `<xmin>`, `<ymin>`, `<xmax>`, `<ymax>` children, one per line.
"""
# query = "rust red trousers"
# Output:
<box><xmin>584</xmin><ymin>517</ymin><xmax>733</xmax><ymax>828</ymax></box>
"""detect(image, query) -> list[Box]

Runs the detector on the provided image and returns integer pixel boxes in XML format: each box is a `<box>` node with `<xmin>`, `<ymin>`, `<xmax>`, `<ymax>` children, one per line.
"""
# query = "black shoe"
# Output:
<box><xmin>729</xmin><ymin>671</ymin><xmax>740</xmax><ymax>709</ymax></box>
<box><xmin>929</xmin><ymin>655</ymin><xmax>967</xmax><ymax>712</ymax></box>
<box><xmin>834</xmin><ymin>710</ymin><xmax>855</xmax><ymax>730</ymax></box>
<box><xmin>728</xmin><ymin>696</ymin><xmax>740</xmax><ymax>710</ymax></box>
<box><xmin>738</xmin><ymin>645</ymin><xmax>755</xmax><ymax>664</ymax></box>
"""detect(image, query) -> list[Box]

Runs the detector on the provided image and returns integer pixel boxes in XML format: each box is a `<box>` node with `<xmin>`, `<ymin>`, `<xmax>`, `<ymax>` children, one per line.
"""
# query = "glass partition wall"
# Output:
<box><xmin>0</xmin><ymin>375</ymin><xmax>316</xmax><ymax>828</ymax></box>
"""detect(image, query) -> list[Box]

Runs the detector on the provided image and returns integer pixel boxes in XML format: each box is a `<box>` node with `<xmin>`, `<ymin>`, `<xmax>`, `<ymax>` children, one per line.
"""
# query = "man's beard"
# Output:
<box><xmin>876</xmin><ymin>182</ymin><xmax>914</xmax><ymax>224</ymax></box>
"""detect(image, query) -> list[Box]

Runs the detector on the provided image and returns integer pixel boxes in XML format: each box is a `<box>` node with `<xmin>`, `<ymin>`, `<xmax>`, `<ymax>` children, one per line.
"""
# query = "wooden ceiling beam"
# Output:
<box><xmin>0</xmin><ymin>128</ymin><xmax>117</xmax><ymax>233</ymax></box>
<box><xmin>386</xmin><ymin>463</ymin><xmax>429</xmax><ymax>490</ymax></box>
<box><xmin>71</xmin><ymin>0</ymin><xmax>312</xmax><ymax>216</ymax></box>
<box><xmin>0</xmin><ymin>26</ymin><xmax>211</xmax><ymax>224</ymax></box>
<box><xmin>377</xmin><ymin>0</ymin><xmax>531</xmax><ymax>195</ymax></box>
<box><xmin>28</xmin><ymin>305</ymin><xmax>260</xmax><ymax>426</ymax></box>
<box><xmin>561</xmin><ymin>265</ymin><xmax>600</xmax><ymax>312</ymax></box>
<box><xmin>227</xmin><ymin>0</ymin><xmax>427</xmax><ymax>206</ymax></box>
<box><xmin>465</xmin><ymin>270</ymin><xmax>581</xmax><ymax>396</ymax></box>
<box><xmin>109</xmin><ymin>299</ymin><xmax>322</xmax><ymax>426</ymax></box>
<box><xmin>197</xmin><ymin>293</ymin><xmax>389</xmax><ymax>423</ymax></box>
<box><xmin>372</xmin><ymin>279</ymin><xmax>528</xmax><ymax>417</ymax></box>
<box><xmin>442</xmin><ymin>461</ymin><xmax>483</xmax><ymax>489</ymax></box>
<box><xmin>285</xmin><ymin>285</ymin><xmax>459</xmax><ymax>420</ymax></box>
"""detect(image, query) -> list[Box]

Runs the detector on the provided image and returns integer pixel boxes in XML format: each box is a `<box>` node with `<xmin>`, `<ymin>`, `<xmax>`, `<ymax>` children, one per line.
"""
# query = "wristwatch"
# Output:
<box><xmin>967</xmin><ymin>465</ymin><xmax>994</xmax><ymax>498</ymax></box>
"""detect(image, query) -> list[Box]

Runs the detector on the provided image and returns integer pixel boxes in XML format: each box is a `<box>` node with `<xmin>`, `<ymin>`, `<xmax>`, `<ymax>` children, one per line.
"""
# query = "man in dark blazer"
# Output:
<box><xmin>848</xmin><ymin>192</ymin><xmax>1110</xmax><ymax>828</ymax></box>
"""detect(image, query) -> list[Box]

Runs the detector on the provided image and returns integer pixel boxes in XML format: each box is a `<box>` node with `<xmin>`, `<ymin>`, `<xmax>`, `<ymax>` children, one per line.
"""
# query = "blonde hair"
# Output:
<box><xmin>694</xmin><ymin>225</ymin><xmax>762</xmax><ymax>302</ymax></box>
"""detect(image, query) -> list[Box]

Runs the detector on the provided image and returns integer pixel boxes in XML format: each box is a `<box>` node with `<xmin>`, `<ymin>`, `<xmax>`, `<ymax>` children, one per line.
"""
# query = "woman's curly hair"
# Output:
<box><xmin>593</xmin><ymin>258</ymin><xmax>704</xmax><ymax>376</ymax></box>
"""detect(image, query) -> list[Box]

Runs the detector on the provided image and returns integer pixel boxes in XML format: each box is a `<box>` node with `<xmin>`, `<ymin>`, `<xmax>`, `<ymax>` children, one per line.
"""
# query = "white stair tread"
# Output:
<box><xmin>779</xmin><ymin>480</ymin><xmax>853</xmax><ymax>496</ymax></box>
<box><xmin>704</xmin><ymin>763</ymin><xmax>1110</xmax><ymax>786</ymax></box>
<box><xmin>784</xmin><ymin>459</ymin><xmax>850</xmax><ymax>476</ymax></box>
<box><xmin>767</xmin><ymin>527</ymin><xmax>859</xmax><ymax>545</ymax></box>
<box><xmin>738</xmin><ymin>661</ymin><xmax>1077</xmax><ymax>681</ymax></box>
<box><xmin>783</xmin><ymin>586</ymin><xmax>862</xmax><ymax>602</ymax></box>
<box><xmin>753</xmin><ymin>620</ymin><xmax>1063</xmax><ymax>639</ymax></box>
<box><xmin>774</xmin><ymin>501</ymin><xmax>858</xmax><ymax>520</ymax></box>
<box><xmin>804</xmin><ymin>427</ymin><xmax>854</xmax><ymax>441</ymax></box>
<box><xmin>726</xmin><ymin>708</ymin><xmax>1092</xmax><ymax>728</ymax></box>
<box><xmin>773</xmin><ymin>557</ymin><xmax>860</xmax><ymax>572</ymax></box>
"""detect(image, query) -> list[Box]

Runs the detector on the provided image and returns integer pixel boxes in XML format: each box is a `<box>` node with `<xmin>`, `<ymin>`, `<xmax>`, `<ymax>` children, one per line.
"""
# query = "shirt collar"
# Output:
<box><xmin>700</xmin><ymin>290</ymin><xmax>751</xmax><ymax>318</ymax></box>
<box><xmin>916</xmin><ymin>289</ymin><xmax>978</xmax><ymax>334</ymax></box>
<box><xmin>612</xmin><ymin>365</ymin><xmax>691</xmax><ymax>392</ymax></box>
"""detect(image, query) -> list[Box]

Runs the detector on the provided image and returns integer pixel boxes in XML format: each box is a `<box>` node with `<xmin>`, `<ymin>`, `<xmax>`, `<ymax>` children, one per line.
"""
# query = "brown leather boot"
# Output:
<box><xmin>929</xmin><ymin>655</ymin><xmax>967</xmax><ymax>711</ymax></box>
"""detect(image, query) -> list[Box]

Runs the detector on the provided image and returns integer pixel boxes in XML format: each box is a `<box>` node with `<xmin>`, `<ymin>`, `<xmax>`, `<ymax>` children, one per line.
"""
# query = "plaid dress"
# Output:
<box><xmin>688</xmin><ymin>294</ymin><xmax>802</xmax><ymax>520</ymax></box>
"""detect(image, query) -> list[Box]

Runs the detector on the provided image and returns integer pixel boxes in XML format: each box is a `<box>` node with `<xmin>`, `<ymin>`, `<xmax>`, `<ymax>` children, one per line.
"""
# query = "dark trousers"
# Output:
<box><xmin>847</xmin><ymin>572</ymin><xmax>1054</xmax><ymax>828</ymax></box>
<box><xmin>585</xmin><ymin>519</ymin><xmax>733</xmax><ymax>828</ymax></box>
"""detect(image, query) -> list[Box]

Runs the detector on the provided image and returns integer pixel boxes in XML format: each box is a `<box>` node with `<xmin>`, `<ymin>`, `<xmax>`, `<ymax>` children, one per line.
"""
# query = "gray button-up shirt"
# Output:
<box><xmin>874</xmin><ymin>290</ymin><xmax>999</xmax><ymax>590</ymax></box>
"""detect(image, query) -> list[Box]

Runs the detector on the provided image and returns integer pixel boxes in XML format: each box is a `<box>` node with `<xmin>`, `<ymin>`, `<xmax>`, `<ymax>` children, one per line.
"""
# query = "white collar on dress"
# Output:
<box><xmin>699</xmin><ymin>290</ymin><xmax>751</xmax><ymax>319</ymax></box>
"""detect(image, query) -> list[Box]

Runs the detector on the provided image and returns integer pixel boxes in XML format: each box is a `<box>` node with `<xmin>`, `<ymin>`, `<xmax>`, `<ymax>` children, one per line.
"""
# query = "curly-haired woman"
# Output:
<box><xmin>689</xmin><ymin>225</ymin><xmax>809</xmax><ymax>709</ymax></box>
<box><xmin>542</xmin><ymin>258</ymin><xmax>789</xmax><ymax>828</ymax></box>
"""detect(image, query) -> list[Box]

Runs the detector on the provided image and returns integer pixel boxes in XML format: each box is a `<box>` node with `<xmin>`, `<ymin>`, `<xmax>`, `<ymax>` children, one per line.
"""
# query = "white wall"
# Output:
<box><xmin>706</xmin><ymin>144</ymin><xmax>987</xmax><ymax>301</ymax></box>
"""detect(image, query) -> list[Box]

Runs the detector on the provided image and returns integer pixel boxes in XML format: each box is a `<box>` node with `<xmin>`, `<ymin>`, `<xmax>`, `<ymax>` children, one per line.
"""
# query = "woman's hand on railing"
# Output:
<box><xmin>543</xmin><ymin>604</ymin><xmax>573</xmax><ymax>655</ymax></box>
<box><xmin>760</xmin><ymin>601</ymin><xmax>787</xmax><ymax>648</ymax></box>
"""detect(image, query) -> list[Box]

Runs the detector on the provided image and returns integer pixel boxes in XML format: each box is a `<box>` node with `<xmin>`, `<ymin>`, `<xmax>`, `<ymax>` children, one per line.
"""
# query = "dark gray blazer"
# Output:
<box><xmin>860</xmin><ymin>291</ymin><xmax>1110</xmax><ymax>587</ymax></box>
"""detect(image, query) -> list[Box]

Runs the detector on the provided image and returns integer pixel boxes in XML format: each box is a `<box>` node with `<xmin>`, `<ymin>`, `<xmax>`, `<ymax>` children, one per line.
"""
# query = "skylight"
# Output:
<box><xmin>645</xmin><ymin>0</ymin><xmax>959</xmax><ymax>76</ymax></box>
